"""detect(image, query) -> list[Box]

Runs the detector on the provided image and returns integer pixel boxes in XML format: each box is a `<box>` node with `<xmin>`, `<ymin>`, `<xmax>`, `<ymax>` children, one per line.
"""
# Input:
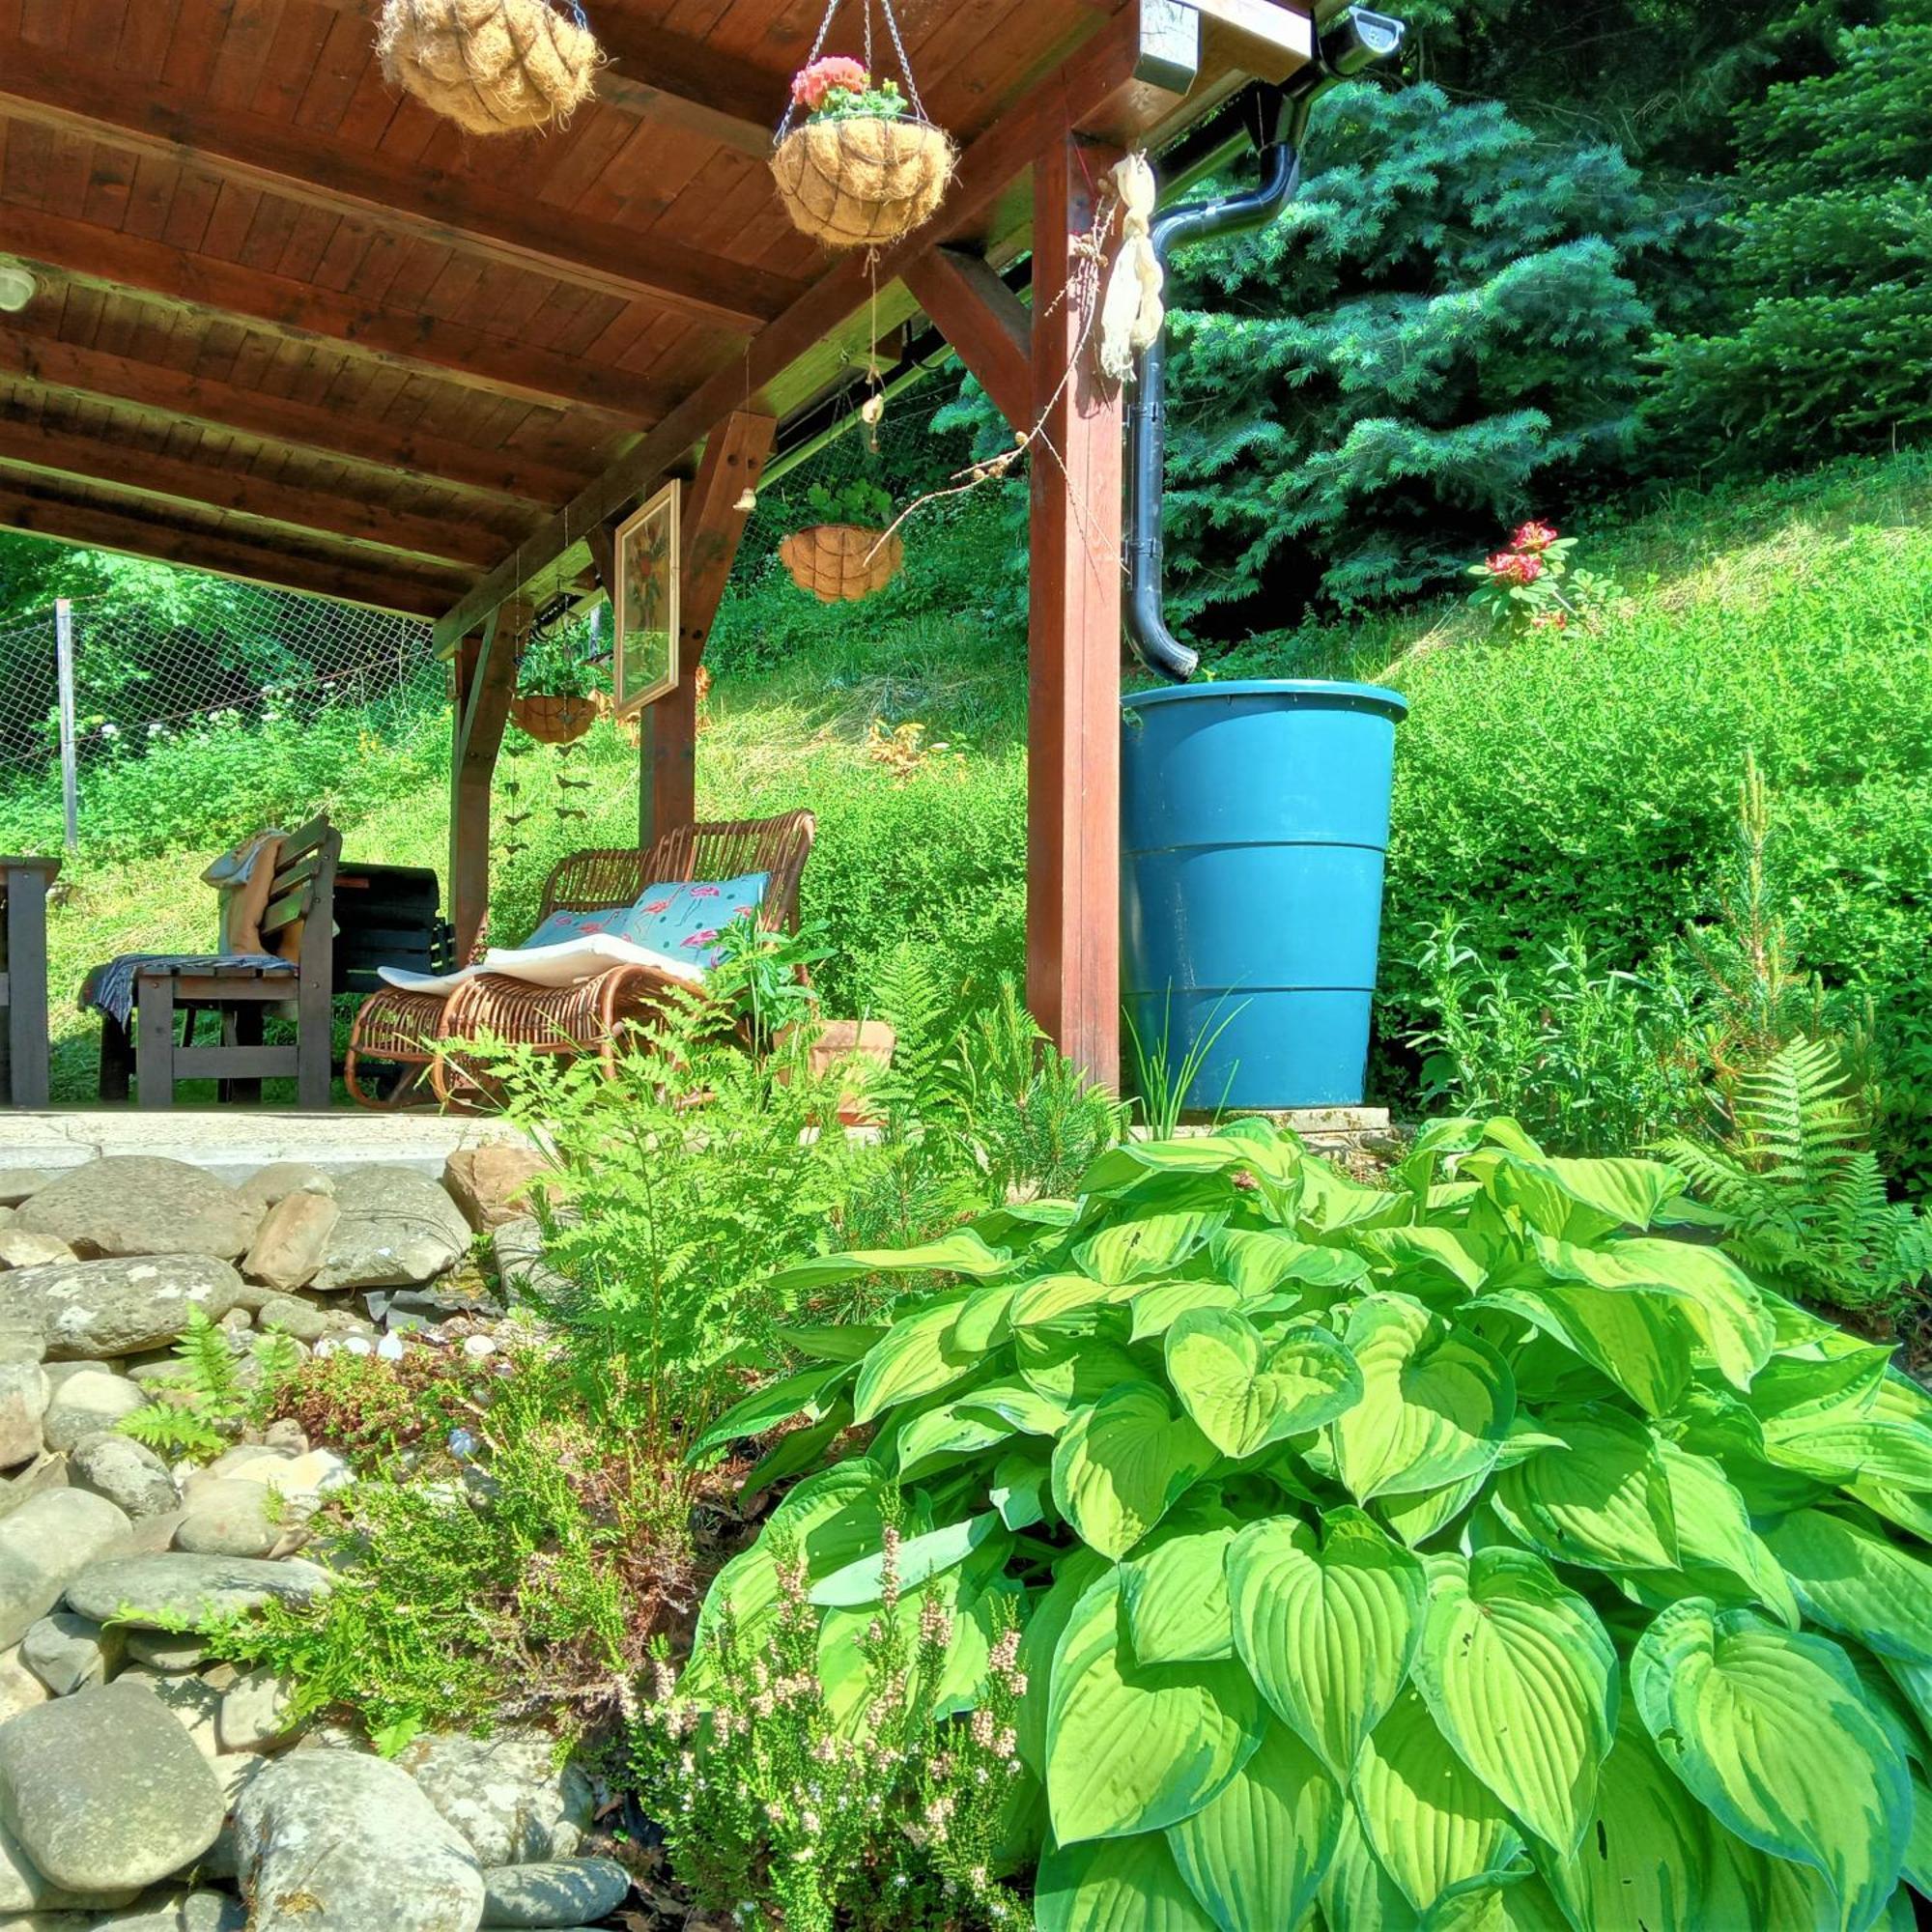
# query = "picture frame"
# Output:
<box><xmin>611</xmin><ymin>480</ymin><xmax>681</xmax><ymax>717</ymax></box>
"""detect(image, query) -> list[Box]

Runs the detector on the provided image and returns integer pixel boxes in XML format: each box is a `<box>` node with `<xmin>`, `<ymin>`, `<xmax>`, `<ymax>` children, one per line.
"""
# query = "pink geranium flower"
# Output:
<box><xmin>791</xmin><ymin>56</ymin><xmax>869</xmax><ymax>111</ymax></box>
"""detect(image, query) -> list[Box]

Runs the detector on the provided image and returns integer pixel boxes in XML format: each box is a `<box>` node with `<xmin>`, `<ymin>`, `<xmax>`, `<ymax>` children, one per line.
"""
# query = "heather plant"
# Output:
<box><xmin>678</xmin><ymin>1116</ymin><xmax>1932</xmax><ymax>1929</ymax></box>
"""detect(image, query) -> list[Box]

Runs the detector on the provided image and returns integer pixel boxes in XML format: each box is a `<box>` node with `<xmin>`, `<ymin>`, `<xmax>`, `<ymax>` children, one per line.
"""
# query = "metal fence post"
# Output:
<box><xmin>54</xmin><ymin>600</ymin><xmax>77</xmax><ymax>853</ymax></box>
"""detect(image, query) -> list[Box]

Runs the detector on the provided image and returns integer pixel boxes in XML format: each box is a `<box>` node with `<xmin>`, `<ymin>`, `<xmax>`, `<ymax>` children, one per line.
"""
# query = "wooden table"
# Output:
<box><xmin>0</xmin><ymin>858</ymin><xmax>59</xmax><ymax>1108</ymax></box>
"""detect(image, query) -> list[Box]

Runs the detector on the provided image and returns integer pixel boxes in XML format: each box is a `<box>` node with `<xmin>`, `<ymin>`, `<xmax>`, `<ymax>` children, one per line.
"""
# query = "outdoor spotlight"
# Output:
<box><xmin>0</xmin><ymin>263</ymin><xmax>35</xmax><ymax>313</ymax></box>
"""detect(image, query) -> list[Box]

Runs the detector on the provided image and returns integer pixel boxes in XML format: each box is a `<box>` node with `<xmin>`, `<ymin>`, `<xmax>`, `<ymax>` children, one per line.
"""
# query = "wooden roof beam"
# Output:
<box><xmin>0</xmin><ymin>325</ymin><xmax>582</xmax><ymax>509</ymax></box>
<box><xmin>299</xmin><ymin>0</ymin><xmax>782</xmax><ymax>157</ymax></box>
<box><xmin>435</xmin><ymin>0</ymin><xmax>1194</xmax><ymax>646</ymax></box>
<box><xmin>900</xmin><ymin>248</ymin><xmax>1032</xmax><ymax>428</ymax></box>
<box><xmin>3</xmin><ymin>208</ymin><xmax>676</xmax><ymax>420</ymax></box>
<box><xmin>0</xmin><ymin>412</ymin><xmax>504</xmax><ymax>570</ymax></box>
<box><xmin>0</xmin><ymin>483</ymin><xmax>461</xmax><ymax>617</ymax></box>
<box><xmin>0</xmin><ymin>50</ymin><xmax>804</xmax><ymax>331</ymax></box>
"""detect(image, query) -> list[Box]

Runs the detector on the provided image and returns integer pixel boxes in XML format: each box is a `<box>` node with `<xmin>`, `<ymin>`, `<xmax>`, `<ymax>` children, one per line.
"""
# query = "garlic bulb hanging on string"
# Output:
<box><xmin>1097</xmin><ymin>151</ymin><xmax>1165</xmax><ymax>384</ymax></box>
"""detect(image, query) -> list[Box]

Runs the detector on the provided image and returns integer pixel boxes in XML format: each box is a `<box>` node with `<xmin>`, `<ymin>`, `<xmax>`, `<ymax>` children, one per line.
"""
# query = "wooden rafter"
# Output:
<box><xmin>0</xmin><ymin>49</ymin><xmax>805</xmax><ymax>331</ymax></box>
<box><xmin>3</xmin><ymin>207</ymin><xmax>674</xmax><ymax>419</ymax></box>
<box><xmin>0</xmin><ymin>483</ymin><xmax>461</xmax><ymax>616</ymax></box>
<box><xmin>0</xmin><ymin>325</ymin><xmax>582</xmax><ymax>509</ymax></box>
<box><xmin>436</xmin><ymin>0</ymin><xmax>1192</xmax><ymax>645</ymax></box>
<box><xmin>299</xmin><ymin>0</ymin><xmax>783</xmax><ymax>157</ymax></box>
<box><xmin>0</xmin><ymin>412</ymin><xmax>503</xmax><ymax>569</ymax></box>
<box><xmin>900</xmin><ymin>248</ymin><xmax>1033</xmax><ymax>428</ymax></box>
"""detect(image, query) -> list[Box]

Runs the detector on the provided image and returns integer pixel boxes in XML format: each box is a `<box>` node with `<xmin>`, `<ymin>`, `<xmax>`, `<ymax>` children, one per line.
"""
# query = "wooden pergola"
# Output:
<box><xmin>0</xmin><ymin>0</ymin><xmax>1318</xmax><ymax>1088</ymax></box>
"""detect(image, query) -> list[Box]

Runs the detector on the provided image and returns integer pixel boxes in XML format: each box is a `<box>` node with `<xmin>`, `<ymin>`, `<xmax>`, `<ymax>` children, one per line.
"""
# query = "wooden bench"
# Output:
<box><xmin>99</xmin><ymin>816</ymin><xmax>341</xmax><ymax>1110</ymax></box>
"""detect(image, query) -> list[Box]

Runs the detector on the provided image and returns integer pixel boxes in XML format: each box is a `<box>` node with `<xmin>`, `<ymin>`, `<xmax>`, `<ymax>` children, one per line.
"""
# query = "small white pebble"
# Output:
<box><xmin>461</xmin><ymin>1335</ymin><xmax>497</xmax><ymax>1359</ymax></box>
<box><xmin>314</xmin><ymin>1338</ymin><xmax>338</xmax><ymax>1359</ymax></box>
<box><xmin>376</xmin><ymin>1334</ymin><xmax>406</xmax><ymax>1361</ymax></box>
<box><xmin>342</xmin><ymin>1336</ymin><xmax>373</xmax><ymax>1357</ymax></box>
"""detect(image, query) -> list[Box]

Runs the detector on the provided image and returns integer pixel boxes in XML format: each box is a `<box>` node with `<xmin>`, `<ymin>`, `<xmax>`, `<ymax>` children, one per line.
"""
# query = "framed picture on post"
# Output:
<box><xmin>611</xmin><ymin>481</ymin><xmax>681</xmax><ymax>718</ymax></box>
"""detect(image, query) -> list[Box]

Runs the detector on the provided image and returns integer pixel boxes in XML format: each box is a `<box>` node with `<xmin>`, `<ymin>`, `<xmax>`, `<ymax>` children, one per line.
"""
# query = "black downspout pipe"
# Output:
<box><xmin>1124</xmin><ymin>9</ymin><xmax>1406</xmax><ymax>681</ymax></box>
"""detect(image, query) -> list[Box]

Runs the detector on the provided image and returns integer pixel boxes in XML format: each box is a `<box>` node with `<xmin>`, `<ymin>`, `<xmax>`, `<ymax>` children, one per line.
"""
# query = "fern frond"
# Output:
<box><xmin>122</xmin><ymin>1403</ymin><xmax>225</xmax><ymax>1458</ymax></box>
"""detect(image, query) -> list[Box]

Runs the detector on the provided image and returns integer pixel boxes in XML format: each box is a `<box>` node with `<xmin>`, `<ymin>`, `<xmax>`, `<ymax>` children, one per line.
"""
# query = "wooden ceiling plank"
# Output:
<box><xmin>436</xmin><ymin>0</ymin><xmax>1180</xmax><ymax>644</ymax></box>
<box><xmin>0</xmin><ymin>323</ymin><xmax>582</xmax><ymax>505</ymax></box>
<box><xmin>2</xmin><ymin>203</ymin><xmax>673</xmax><ymax>417</ymax></box>
<box><xmin>0</xmin><ymin>482</ymin><xmax>457</xmax><ymax>615</ymax></box>
<box><xmin>0</xmin><ymin>411</ymin><xmax>509</xmax><ymax>567</ymax></box>
<box><xmin>0</xmin><ymin>49</ymin><xmax>805</xmax><ymax>330</ymax></box>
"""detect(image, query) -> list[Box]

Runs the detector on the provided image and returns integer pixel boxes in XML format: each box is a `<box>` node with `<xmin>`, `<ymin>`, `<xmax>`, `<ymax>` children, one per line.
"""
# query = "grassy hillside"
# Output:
<box><xmin>31</xmin><ymin>450</ymin><xmax>1932</xmax><ymax>1132</ymax></box>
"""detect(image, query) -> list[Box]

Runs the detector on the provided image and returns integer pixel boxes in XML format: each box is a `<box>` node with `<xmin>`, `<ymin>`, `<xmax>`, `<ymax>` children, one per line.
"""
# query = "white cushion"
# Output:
<box><xmin>377</xmin><ymin>934</ymin><xmax>706</xmax><ymax>999</ymax></box>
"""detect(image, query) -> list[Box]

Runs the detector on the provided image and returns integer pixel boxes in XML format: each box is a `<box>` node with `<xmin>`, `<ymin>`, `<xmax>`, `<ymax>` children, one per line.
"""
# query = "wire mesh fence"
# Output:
<box><xmin>0</xmin><ymin>582</ymin><xmax>442</xmax><ymax>854</ymax></box>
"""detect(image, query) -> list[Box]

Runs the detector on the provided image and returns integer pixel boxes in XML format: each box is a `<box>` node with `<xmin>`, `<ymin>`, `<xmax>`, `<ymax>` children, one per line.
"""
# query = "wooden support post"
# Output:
<box><xmin>1027</xmin><ymin>132</ymin><xmax>1125</xmax><ymax>1091</ymax></box>
<box><xmin>638</xmin><ymin>411</ymin><xmax>777</xmax><ymax>847</ymax></box>
<box><xmin>448</xmin><ymin>604</ymin><xmax>518</xmax><ymax>961</ymax></box>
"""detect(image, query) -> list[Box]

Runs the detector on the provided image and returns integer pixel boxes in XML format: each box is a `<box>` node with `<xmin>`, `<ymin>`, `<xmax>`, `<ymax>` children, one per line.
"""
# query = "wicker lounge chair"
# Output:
<box><xmin>344</xmin><ymin>810</ymin><xmax>816</xmax><ymax>1110</ymax></box>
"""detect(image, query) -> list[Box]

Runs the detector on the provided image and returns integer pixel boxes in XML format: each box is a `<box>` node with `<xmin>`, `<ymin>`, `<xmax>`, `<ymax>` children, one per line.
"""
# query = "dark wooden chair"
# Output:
<box><xmin>99</xmin><ymin>816</ymin><xmax>341</xmax><ymax>1110</ymax></box>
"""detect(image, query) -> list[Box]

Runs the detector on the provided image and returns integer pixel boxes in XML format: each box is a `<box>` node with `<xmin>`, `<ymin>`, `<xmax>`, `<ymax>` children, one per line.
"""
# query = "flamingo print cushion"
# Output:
<box><xmin>624</xmin><ymin>871</ymin><xmax>770</xmax><ymax>969</ymax></box>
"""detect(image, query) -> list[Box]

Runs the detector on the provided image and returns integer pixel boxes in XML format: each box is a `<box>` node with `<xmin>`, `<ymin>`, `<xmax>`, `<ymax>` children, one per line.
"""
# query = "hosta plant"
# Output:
<box><xmin>679</xmin><ymin>1117</ymin><xmax>1932</xmax><ymax>1931</ymax></box>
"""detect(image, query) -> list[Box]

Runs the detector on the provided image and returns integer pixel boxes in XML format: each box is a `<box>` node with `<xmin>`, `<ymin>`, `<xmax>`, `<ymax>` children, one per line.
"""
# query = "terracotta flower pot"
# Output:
<box><xmin>376</xmin><ymin>0</ymin><xmax>600</xmax><ymax>136</ymax></box>
<box><xmin>771</xmin><ymin>116</ymin><xmax>956</xmax><ymax>250</ymax></box>
<box><xmin>780</xmin><ymin>524</ymin><xmax>904</xmax><ymax>603</ymax></box>
<box><xmin>511</xmin><ymin>693</ymin><xmax>597</xmax><ymax>744</ymax></box>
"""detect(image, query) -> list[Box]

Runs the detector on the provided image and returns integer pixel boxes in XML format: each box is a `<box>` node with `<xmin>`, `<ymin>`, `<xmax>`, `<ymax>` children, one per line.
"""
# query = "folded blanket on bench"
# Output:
<box><xmin>81</xmin><ymin>952</ymin><xmax>295</xmax><ymax>1029</ymax></box>
<box><xmin>377</xmin><ymin>933</ymin><xmax>706</xmax><ymax>1000</ymax></box>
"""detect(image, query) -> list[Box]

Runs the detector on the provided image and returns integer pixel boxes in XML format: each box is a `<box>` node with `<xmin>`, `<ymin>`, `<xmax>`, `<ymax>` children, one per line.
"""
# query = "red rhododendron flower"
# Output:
<box><xmin>1512</xmin><ymin>520</ymin><xmax>1559</xmax><ymax>553</ymax></box>
<box><xmin>791</xmin><ymin>56</ymin><xmax>869</xmax><ymax>110</ymax></box>
<box><xmin>1487</xmin><ymin>550</ymin><xmax>1544</xmax><ymax>585</ymax></box>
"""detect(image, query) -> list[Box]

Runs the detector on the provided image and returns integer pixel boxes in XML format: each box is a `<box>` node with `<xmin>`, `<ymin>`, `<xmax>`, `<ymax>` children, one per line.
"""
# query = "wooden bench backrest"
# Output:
<box><xmin>258</xmin><ymin>815</ymin><xmax>341</xmax><ymax>1011</ymax></box>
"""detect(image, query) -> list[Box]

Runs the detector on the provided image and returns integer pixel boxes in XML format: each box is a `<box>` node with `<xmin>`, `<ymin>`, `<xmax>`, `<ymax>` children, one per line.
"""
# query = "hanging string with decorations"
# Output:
<box><xmin>376</xmin><ymin>0</ymin><xmax>602</xmax><ymax>136</ymax></box>
<box><xmin>770</xmin><ymin>0</ymin><xmax>955</xmax><ymax>251</ymax></box>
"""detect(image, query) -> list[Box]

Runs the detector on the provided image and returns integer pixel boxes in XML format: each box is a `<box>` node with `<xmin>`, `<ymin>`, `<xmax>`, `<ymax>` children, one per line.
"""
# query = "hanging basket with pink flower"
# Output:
<box><xmin>771</xmin><ymin>2</ymin><xmax>955</xmax><ymax>251</ymax></box>
<box><xmin>376</xmin><ymin>0</ymin><xmax>602</xmax><ymax>136</ymax></box>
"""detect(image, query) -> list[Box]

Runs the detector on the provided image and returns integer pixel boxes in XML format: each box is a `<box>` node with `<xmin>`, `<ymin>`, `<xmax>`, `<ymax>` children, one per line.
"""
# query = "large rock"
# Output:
<box><xmin>397</xmin><ymin>1731</ymin><xmax>592</xmax><ymax>1864</ymax></box>
<box><xmin>0</xmin><ymin>1172</ymin><xmax>56</xmax><ymax>1210</ymax></box>
<box><xmin>62</xmin><ymin>1554</ymin><xmax>331</xmax><ymax>1631</ymax></box>
<box><xmin>490</xmin><ymin>1218</ymin><xmax>571</xmax><ymax>1310</ymax></box>
<box><xmin>240</xmin><ymin>1194</ymin><xmax>339</xmax><ymax>1295</ymax></box>
<box><xmin>250</xmin><ymin>1295</ymin><xmax>332</xmax><ymax>1345</ymax></box>
<box><xmin>14</xmin><ymin>1161</ymin><xmax>260</xmax><ymax>1264</ymax></box>
<box><xmin>42</xmin><ymin>1375</ymin><xmax>145</xmax><ymax>1455</ymax></box>
<box><xmin>214</xmin><ymin>1668</ymin><xmax>298</xmax><ymax>1753</ymax></box>
<box><xmin>0</xmin><ymin>1369</ymin><xmax>46</xmax><ymax>1472</ymax></box>
<box><xmin>121</xmin><ymin>1666</ymin><xmax>221</xmax><ymax>1758</ymax></box>
<box><xmin>19</xmin><ymin>1613</ymin><xmax>121</xmax><ymax>1697</ymax></box>
<box><xmin>442</xmin><ymin>1146</ymin><xmax>548</xmax><ymax>1233</ymax></box>
<box><xmin>235</xmin><ymin>1164</ymin><xmax>334</xmax><ymax>1212</ymax></box>
<box><xmin>480</xmin><ymin>1857</ymin><xmax>630</xmax><ymax>1927</ymax></box>
<box><xmin>0</xmin><ymin>1492</ymin><xmax>131</xmax><ymax>1647</ymax></box>
<box><xmin>96</xmin><ymin>1890</ymin><xmax>247</xmax><ymax>1929</ymax></box>
<box><xmin>69</xmin><ymin>1435</ymin><xmax>181</xmax><ymax>1522</ymax></box>
<box><xmin>235</xmin><ymin>1750</ymin><xmax>485</xmax><ymax>1932</ymax></box>
<box><xmin>0</xmin><ymin>1680</ymin><xmax>225</xmax><ymax>1889</ymax></box>
<box><xmin>0</xmin><ymin>1649</ymin><xmax>48</xmax><ymax>1724</ymax></box>
<box><xmin>0</xmin><ymin>1235</ymin><xmax>74</xmax><ymax>1274</ymax></box>
<box><xmin>170</xmin><ymin>1482</ymin><xmax>296</xmax><ymax>1561</ymax></box>
<box><xmin>8</xmin><ymin>1258</ymin><xmax>242</xmax><ymax>1361</ymax></box>
<box><xmin>0</xmin><ymin>1816</ymin><xmax>140</xmax><ymax>1912</ymax></box>
<box><xmin>309</xmin><ymin>1167</ymin><xmax>471</xmax><ymax>1293</ymax></box>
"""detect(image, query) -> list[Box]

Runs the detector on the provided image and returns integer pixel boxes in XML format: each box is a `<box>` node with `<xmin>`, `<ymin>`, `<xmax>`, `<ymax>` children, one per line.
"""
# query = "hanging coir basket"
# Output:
<box><xmin>377</xmin><ymin>0</ymin><xmax>601</xmax><ymax>137</ymax></box>
<box><xmin>781</xmin><ymin>524</ymin><xmax>903</xmax><ymax>603</ymax></box>
<box><xmin>771</xmin><ymin>13</ymin><xmax>954</xmax><ymax>251</ymax></box>
<box><xmin>511</xmin><ymin>693</ymin><xmax>598</xmax><ymax>743</ymax></box>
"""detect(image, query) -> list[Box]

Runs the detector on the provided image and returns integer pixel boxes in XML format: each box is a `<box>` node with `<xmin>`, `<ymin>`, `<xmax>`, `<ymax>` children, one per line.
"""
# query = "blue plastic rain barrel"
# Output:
<box><xmin>1120</xmin><ymin>678</ymin><xmax>1408</xmax><ymax>1112</ymax></box>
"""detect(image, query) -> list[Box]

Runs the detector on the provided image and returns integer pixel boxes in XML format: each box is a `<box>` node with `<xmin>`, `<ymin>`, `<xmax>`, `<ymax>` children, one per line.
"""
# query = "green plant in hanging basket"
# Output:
<box><xmin>772</xmin><ymin>43</ymin><xmax>956</xmax><ymax>250</ymax></box>
<box><xmin>511</xmin><ymin>619</ymin><xmax>600</xmax><ymax>743</ymax></box>
<box><xmin>660</xmin><ymin>1114</ymin><xmax>1932</xmax><ymax>1931</ymax></box>
<box><xmin>781</xmin><ymin>480</ymin><xmax>903</xmax><ymax>603</ymax></box>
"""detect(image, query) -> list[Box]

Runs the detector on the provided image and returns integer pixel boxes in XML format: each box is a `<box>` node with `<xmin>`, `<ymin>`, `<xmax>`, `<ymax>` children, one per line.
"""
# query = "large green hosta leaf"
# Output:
<box><xmin>1012</xmin><ymin>1271</ymin><xmax>1139</xmax><ymax>1328</ymax></box>
<box><xmin>771</xmin><ymin>1228</ymin><xmax>1013</xmax><ymax>1293</ymax></box>
<box><xmin>1475</xmin><ymin>1270</ymin><xmax>1693</xmax><ymax>1417</ymax></box>
<box><xmin>1764</xmin><ymin>1509</ymin><xmax>1932</xmax><ymax>1665</ymax></box>
<box><xmin>1211</xmin><ymin>1226</ymin><xmax>1370</xmax><ymax>1296</ymax></box>
<box><xmin>1319</xmin><ymin>1807</ymin><xmax>1421</xmax><ymax>1932</ymax></box>
<box><xmin>852</xmin><ymin>1294</ymin><xmax>982</xmax><ymax>1423</ymax></box>
<box><xmin>1412</xmin><ymin>1548</ymin><xmax>1617</xmax><ymax>1854</ymax></box>
<box><xmin>1355</xmin><ymin>1689</ymin><xmax>1524</xmax><ymax>1912</ymax></box>
<box><xmin>687</xmin><ymin>1359</ymin><xmax>855</xmax><ymax>1459</ymax></box>
<box><xmin>1019</xmin><ymin>1327</ymin><xmax>1147</xmax><ymax>1407</ymax></box>
<box><xmin>1623</xmin><ymin>1442</ymin><xmax>1799</xmax><ymax>1627</ymax></box>
<box><xmin>1543</xmin><ymin>1702</ymin><xmax>1711</xmax><ymax>1932</ymax></box>
<box><xmin>1166</xmin><ymin>1719</ymin><xmax>1342</xmax><ymax>1932</ymax></box>
<box><xmin>1075</xmin><ymin>1207</ymin><xmax>1230</xmax><ymax>1285</ymax></box>
<box><xmin>1122</xmin><ymin>1526</ymin><xmax>1236</xmax><ymax>1665</ymax></box>
<box><xmin>1491</xmin><ymin>1407</ymin><xmax>1677</xmax><ymax>1573</ymax></box>
<box><xmin>1329</xmin><ymin>1295</ymin><xmax>1515</xmax><ymax>1502</ymax></box>
<box><xmin>1632</xmin><ymin>1599</ymin><xmax>1912</xmax><ymax>1932</ymax></box>
<box><xmin>1044</xmin><ymin>1569</ymin><xmax>1264</xmax><ymax>1844</ymax></box>
<box><xmin>1052</xmin><ymin>1382</ymin><xmax>1217</xmax><ymax>1561</ymax></box>
<box><xmin>1226</xmin><ymin>1508</ymin><xmax>1424</xmax><ymax>1782</ymax></box>
<box><xmin>1035</xmin><ymin>1831</ymin><xmax>1220</xmax><ymax>1932</ymax></box>
<box><xmin>1165</xmin><ymin>1309</ymin><xmax>1362</xmax><ymax>1460</ymax></box>
<box><xmin>1129</xmin><ymin>1280</ymin><xmax>1244</xmax><ymax>1343</ymax></box>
